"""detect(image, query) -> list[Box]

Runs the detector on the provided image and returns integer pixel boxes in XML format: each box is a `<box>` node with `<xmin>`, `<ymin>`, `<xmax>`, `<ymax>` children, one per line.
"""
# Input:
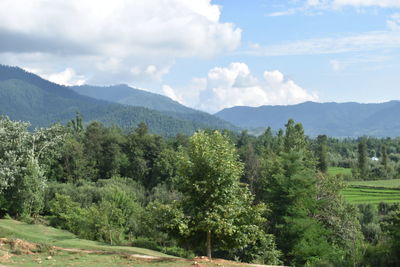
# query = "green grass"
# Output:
<box><xmin>0</xmin><ymin>219</ymin><xmax>250</xmax><ymax>266</ymax></box>
<box><xmin>347</xmin><ymin>179</ymin><xmax>400</xmax><ymax>189</ymax></box>
<box><xmin>342</xmin><ymin>187</ymin><xmax>400</xmax><ymax>204</ymax></box>
<box><xmin>0</xmin><ymin>219</ymin><xmax>171</xmax><ymax>258</ymax></box>
<box><xmin>343</xmin><ymin>179</ymin><xmax>400</xmax><ymax>204</ymax></box>
<box><xmin>328</xmin><ymin>167</ymin><xmax>352</xmax><ymax>176</ymax></box>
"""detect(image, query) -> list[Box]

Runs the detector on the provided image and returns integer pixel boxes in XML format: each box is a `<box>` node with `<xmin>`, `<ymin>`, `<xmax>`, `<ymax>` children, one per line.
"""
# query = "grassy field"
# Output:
<box><xmin>347</xmin><ymin>179</ymin><xmax>400</xmax><ymax>189</ymax></box>
<box><xmin>0</xmin><ymin>219</ymin><xmax>263</xmax><ymax>267</ymax></box>
<box><xmin>343</xmin><ymin>179</ymin><xmax>400</xmax><ymax>205</ymax></box>
<box><xmin>328</xmin><ymin>167</ymin><xmax>352</xmax><ymax>176</ymax></box>
<box><xmin>0</xmin><ymin>219</ymin><xmax>171</xmax><ymax>257</ymax></box>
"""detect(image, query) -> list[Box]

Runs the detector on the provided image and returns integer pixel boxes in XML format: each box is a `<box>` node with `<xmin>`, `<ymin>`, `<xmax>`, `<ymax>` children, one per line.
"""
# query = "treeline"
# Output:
<box><xmin>0</xmin><ymin>115</ymin><xmax>399</xmax><ymax>266</ymax></box>
<box><xmin>321</xmin><ymin>136</ymin><xmax>400</xmax><ymax>180</ymax></box>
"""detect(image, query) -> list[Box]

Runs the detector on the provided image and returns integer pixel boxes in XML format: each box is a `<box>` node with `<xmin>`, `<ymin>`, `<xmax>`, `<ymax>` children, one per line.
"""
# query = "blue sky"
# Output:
<box><xmin>1</xmin><ymin>0</ymin><xmax>399</xmax><ymax>112</ymax></box>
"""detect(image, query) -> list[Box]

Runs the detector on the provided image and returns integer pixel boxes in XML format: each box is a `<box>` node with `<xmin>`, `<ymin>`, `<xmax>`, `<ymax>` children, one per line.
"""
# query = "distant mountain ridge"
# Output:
<box><xmin>0</xmin><ymin>65</ymin><xmax>237</xmax><ymax>135</ymax></box>
<box><xmin>215</xmin><ymin>101</ymin><xmax>400</xmax><ymax>137</ymax></box>
<box><xmin>71</xmin><ymin>84</ymin><xmax>236</xmax><ymax>130</ymax></box>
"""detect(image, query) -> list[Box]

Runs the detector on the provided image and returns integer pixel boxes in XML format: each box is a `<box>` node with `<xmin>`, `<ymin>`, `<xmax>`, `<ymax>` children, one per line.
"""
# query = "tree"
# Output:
<box><xmin>257</xmin><ymin>119</ymin><xmax>350</xmax><ymax>265</ymax></box>
<box><xmin>357</xmin><ymin>139</ymin><xmax>369</xmax><ymax>179</ymax></box>
<box><xmin>316</xmin><ymin>135</ymin><xmax>328</xmax><ymax>173</ymax></box>
<box><xmin>381</xmin><ymin>144</ymin><xmax>388</xmax><ymax>170</ymax></box>
<box><xmin>176</xmin><ymin>131</ymin><xmax>276</xmax><ymax>260</ymax></box>
<box><xmin>0</xmin><ymin>116</ymin><xmax>66</xmax><ymax>217</ymax></box>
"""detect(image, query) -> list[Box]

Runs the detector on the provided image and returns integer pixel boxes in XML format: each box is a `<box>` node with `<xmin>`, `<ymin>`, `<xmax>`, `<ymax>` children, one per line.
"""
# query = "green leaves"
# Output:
<box><xmin>0</xmin><ymin>116</ymin><xmax>67</xmax><ymax>216</ymax></box>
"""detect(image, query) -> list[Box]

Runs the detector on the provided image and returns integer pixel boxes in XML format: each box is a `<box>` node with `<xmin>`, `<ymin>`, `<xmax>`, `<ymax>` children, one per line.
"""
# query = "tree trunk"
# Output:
<box><xmin>207</xmin><ymin>230</ymin><xmax>212</xmax><ymax>259</ymax></box>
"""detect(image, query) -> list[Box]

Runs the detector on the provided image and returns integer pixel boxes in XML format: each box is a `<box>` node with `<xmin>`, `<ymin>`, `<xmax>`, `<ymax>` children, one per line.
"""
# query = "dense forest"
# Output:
<box><xmin>1</xmin><ymin>115</ymin><xmax>399</xmax><ymax>266</ymax></box>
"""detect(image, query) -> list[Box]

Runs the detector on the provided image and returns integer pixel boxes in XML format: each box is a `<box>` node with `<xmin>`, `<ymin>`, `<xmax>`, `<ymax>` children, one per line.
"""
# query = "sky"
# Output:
<box><xmin>0</xmin><ymin>0</ymin><xmax>400</xmax><ymax>113</ymax></box>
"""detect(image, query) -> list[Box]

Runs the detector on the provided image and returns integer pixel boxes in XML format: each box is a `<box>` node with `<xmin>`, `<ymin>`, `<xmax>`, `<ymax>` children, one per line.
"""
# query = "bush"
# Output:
<box><xmin>132</xmin><ymin>237</ymin><xmax>159</xmax><ymax>251</ymax></box>
<box><xmin>161</xmin><ymin>246</ymin><xmax>195</xmax><ymax>258</ymax></box>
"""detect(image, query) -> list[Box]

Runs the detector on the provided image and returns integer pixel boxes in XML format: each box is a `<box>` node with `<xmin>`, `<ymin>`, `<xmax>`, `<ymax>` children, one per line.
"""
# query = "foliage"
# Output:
<box><xmin>0</xmin><ymin>116</ymin><xmax>66</xmax><ymax>217</ymax></box>
<box><xmin>170</xmin><ymin>130</ymin><xmax>280</xmax><ymax>263</ymax></box>
<box><xmin>2</xmin><ymin>114</ymin><xmax>400</xmax><ymax>265</ymax></box>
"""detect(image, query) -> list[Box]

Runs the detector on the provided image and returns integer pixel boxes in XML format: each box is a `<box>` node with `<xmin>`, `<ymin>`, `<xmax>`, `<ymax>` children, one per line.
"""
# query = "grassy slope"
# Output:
<box><xmin>0</xmin><ymin>219</ymin><xmax>260</xmax><ymax>267</ymax></box>
<box><xmin>343</xmin><ymin>179</ymin><xmax>400</xmax><ymax>204</ymax></box>
<box><xmin>0</xmin><ymin>219</ymin><xmax>170</xmax><ymax>258</ymax></box>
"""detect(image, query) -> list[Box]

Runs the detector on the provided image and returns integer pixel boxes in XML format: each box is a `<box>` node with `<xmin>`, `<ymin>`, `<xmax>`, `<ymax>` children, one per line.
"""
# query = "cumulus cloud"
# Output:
<box><xmin>24</xmin><ymin>67</ymin><xmax>86</xmax><ymax>86</ymax></box>
<box><xmin>0</xmin><ymin>0</ymin><xmax>241</xmax><ymax>85</ymax></box>
<box><xmin>45</xmin><ymin>68</ymin><xmax>86</xmax><ymax>86</ymax></box>
<box><xmin>164</xmin><ymin>63</ymin><xmax>318</xmax><ymax>113</ymax></box>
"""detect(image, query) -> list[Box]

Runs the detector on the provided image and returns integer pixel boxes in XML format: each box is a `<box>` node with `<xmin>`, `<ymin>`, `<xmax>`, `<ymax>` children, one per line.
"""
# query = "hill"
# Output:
<box><xmin>71</xmin><ymin>84</ymin><xmax>237</xmax><ymax>131</ymax></box>
<box><xmin>215</xmin><ymin>101</ymin><xmax>400</xmax><ymax>137</ymax></box>
<box><xmin>0</xmin><ymin>65</ymin><xmax>236</xmax><ymax>136</ymax></box>
<box><xmin>0</xmin><ymin>219</ymin><xmax>273</xmax><ymax>267</ymax></box>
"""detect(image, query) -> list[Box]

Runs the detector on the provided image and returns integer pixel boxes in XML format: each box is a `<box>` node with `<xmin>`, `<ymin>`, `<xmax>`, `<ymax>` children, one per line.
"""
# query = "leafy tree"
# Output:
<box><xmin>381</xmin><ymin>144</ymin><xmax>389</xmax><ymax>170</ymax></box>
<box><xmin>123</xmin><ymin>123</ymin><xmax>165</xmax><ymax>189</ymax></box>
<box><xmin>174</xmin><ymin>131</ymin><xmax>278</xmax><ymax>261</ymax></box>
<box><xmin>357</xmin><ymin>139</ymin><xmax>369</xmax><ymax>179</ymax></box>
<box><xmin>316</xmin><ymin>135</ymin><xmax>328</xmax><ymax>173</ymax></box>
<box><xmin>238</xmin><ymin>143</ymin><xmax>260</xmax><ymax>194</ymax></box>
<box><xmin>0</xmin><ymin>116</ymin><xmax>66</xmax><ymax>217</ymax></box>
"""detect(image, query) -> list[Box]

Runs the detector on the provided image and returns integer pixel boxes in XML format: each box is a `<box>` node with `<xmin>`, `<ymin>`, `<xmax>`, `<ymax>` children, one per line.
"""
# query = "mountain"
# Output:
<box><xmin>71</xmin><ymin>84</ymin><xmax>237</xmax><ymax>130</ymax></box>
<box><xmin>71</xmin><ymin>84</ymin><xmax>192</xmax><ymax>113</ymax></box>
<box><xmin>215</xmin><ymin>101</ymin><xmax>400</xmax><ymax>137</ymax></box>
<box><xmin>0</xmin><ymin>65</ymin><xmax>236</xmax><ymax>136</ymax></box>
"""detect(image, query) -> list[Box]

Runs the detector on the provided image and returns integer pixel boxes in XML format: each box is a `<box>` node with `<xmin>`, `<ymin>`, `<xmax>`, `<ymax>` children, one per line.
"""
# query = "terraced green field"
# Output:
<box><xmin>347</xmin><ymin>179</ymin><xmax>400</xmax><ymax>188</ymax></box>
<box><xmin>343</xmin><ymin>179</ymin><xmax>400</xmax><ymax>204</ymax></box>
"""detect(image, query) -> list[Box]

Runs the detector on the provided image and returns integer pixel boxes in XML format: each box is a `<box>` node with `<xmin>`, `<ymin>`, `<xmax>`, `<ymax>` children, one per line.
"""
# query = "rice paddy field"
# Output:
<box><xmin>343</xmin><ymin>179</ymin><xmax>400</xmax><ymax>205</ymax></box>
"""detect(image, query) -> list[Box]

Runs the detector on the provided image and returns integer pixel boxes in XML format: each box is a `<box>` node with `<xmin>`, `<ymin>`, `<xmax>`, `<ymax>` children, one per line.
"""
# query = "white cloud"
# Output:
<box><xmin>268</xmin><ymin>0</ymin><xmax>400</xmax><ymax>17</ymax></box>
<box><xmin>328</xmin><ymin>55</ymin><xmax>389</xmax><ymax>71</ymax></box>
<box><xmin>332</xmin><ymin>0</ymin><xmax>400</xmax><ymax>8</ymax></box>
<box><xmin>246</xmin><ymin>29</ymin><xmax>400</xmax><ymax>56</ymax></box>
<box><xmin>0</xmin><ymin>0</ymin><xmax>241</xmax><ymax>85</ymax></box>
<box><xmin>330</xmin><ymin>60</ymin><xmax>342</xmax><ymax>71</ymax></box>
<box><xmin>24</xmin><ymin>67</ymin><xmax>87</xmax><ymax>86</ymax></box>
<box><xmin>162</xmin><ymin>85</ymin><xmax>183</xmax><ymax>103</ymax></box>
<box><xmin>308</xmin><ymin>0</ymin><xmax>321</xmax><ymax>6</ymax></box>
<box><xmin>387</xmin><ymin>13</ymin><xmax>400</xmax><ymax>31</ymax></box>
<box><xmin>164</xmin><ymin>63</ymin><xmax>318</xmax><ymax>113</ymax></box>
<box><xmin>267</xmin><ymin>9</ymin><xmax>297</xmax><ymax>17</ymax></box>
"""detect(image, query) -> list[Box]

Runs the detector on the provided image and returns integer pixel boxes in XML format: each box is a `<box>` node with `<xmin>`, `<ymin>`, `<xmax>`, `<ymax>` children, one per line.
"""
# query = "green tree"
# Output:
<box><xmin>357</xmin><ymin>139</ymin><xmax>369</xmax><ymax>179</ymax></box>
<box><xmin>381</xmin><ymin>144</ymin><xmax>388</xmax><ymax>170</ymax></box>
<box><xmin>316</xmin><ymin>135</ymin><xmax>328</xmax><ymax>173</ymax></box>
<box><xmin>0</xmin><ymin>116</ymin><xmax>66</xmax><ymax>217</ymax></box>
<box><xmin>176</xmin><ymin>131</ymin><xmax>277</xmax><ymax>261</ymax></box>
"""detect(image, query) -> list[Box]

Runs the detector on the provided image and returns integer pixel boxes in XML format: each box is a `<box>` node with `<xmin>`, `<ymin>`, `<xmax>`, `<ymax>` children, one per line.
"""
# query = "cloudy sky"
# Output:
<box><xmin>1</xmin><ymin>0</ymin><xmax>399</xmax><ymax>113</ymax></box>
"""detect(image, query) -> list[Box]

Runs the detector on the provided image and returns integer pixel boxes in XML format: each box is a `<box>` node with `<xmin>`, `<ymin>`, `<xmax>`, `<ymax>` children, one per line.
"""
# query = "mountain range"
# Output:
<box><xmin>70</xmin><ymin>84</ymin><xmax>236</xmax><ymax>130</ymax></box>
<box><xmin>2</xmin><ymin>64</ymin><xmax>400</xmax><ymax>137</ymax></box>
<box><xmin>0</xmin><ymin>65</ymin><xmax>237</xmax><ymax>136</ymax></box>
<box><xmin>215</xmin><ymin>101</ymin><xmax>400</xmax><ymax>137</ymax></box>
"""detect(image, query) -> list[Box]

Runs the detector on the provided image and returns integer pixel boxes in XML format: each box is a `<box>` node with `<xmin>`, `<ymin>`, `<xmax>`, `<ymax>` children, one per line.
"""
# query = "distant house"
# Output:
<box><xmin>371</xmin><ymin>157</ymin><xmax>379</xmax><ymax>161</ymax></box>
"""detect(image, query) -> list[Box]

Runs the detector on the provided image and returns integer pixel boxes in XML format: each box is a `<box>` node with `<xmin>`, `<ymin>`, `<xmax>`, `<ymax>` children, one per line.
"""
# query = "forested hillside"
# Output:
<box><xmin>0</xmin><ymin>65</ymin><xmax>236</xmax><ymax>136</ymax></box>
<box><xmin>216</xmin><ymin>101</ymin><xmax>400</xmax><ymax>137</ymax></box>
<box><xmin>1</xmin><ymin>116</ymin><xmax>399</xmax><ymax>266</ymax></box>
<box><xmin>71</xmin><ymin>85</ymin><xmax>238</xmax><ymax>131</ymax></box>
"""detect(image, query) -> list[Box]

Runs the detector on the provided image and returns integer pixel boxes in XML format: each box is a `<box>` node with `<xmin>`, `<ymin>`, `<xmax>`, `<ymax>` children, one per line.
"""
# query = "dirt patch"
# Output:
<box><xmin>0</xmin><ymin>251</ymin><xmax>12</xmax><ymax>262</ymax></box>
<box><xmin>0</xmin><ymin>238</ymin><xmax>38</xmax><ymax>255</ymax></box>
